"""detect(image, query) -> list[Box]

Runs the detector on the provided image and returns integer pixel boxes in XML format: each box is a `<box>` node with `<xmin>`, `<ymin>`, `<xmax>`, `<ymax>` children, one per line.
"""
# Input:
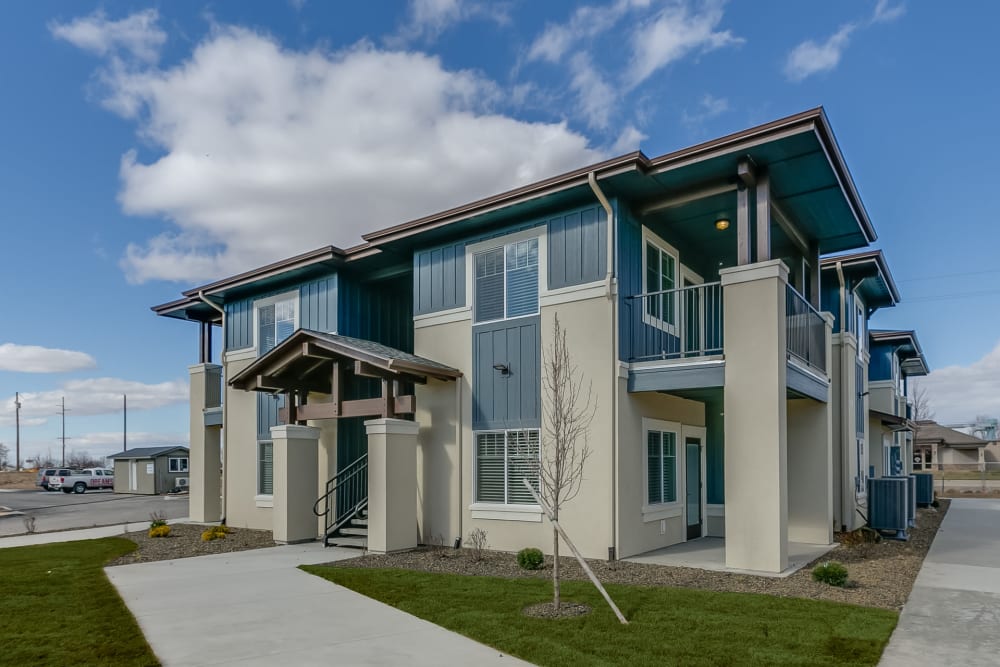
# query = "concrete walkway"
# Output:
<box><xmin>880</xmin><ymin>498</ymin><xmax>1000</xmax><ymax>666</ymax></box>
<box><xmin>0</xmin><ymin>518</ymin><xmax>190</xmax><ymax>549</ymax></box>
<box><xmin>105</xmin><ymin>543</ymin><xmax>531</xmax><ymax>666</ymax></box>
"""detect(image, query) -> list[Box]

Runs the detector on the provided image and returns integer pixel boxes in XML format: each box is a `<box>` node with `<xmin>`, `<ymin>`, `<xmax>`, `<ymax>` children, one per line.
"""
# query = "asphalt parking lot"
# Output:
<box><xmin>0</xmin><ymin>489</ymin><xmax>188</xmax><ymax>536</ymax></box>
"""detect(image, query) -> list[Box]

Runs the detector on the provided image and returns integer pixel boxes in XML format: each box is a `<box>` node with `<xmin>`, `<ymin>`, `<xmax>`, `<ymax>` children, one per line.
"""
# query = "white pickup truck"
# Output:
<box><xmin>50</xmin><ymin>468</ymin><xmax>115</xmax><ymax>494</ymax></box>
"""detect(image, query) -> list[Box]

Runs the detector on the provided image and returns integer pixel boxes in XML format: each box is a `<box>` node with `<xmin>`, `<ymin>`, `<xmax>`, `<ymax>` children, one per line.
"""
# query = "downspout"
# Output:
<box><xmin>588</xmin><ymin>172</ymin><xmax>618</xmax><ymax>560</ymax></box>
<box><xmin>198</xmin><ymin>291</ymin><xmax>227</xmax><ymax>523</ymax></box>
<box><xmin>455</xmin><ymin>376</ymin><xmax>463</xmax><ymax>548</ymax></box>
<box><xmin>834</xmin><ymin>264</ymin><xmax>850</xmax><ymax>533</ymax></box>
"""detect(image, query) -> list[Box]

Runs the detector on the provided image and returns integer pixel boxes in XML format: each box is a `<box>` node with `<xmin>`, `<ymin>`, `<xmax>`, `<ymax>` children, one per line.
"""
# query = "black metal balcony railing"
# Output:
<box><xmin>627</xmin><ymin>282</ymin><xmax>723</xmax><ymax>362</ymax></box>
<box><xmin>785</xmin><ymin>284</ymin><xmax>827</xmax><ymax>374</ymax></box>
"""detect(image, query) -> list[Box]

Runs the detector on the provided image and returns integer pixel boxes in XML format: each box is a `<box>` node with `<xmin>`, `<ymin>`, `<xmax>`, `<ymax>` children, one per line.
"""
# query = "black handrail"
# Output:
<box><xmin>313</xmin><ymin>454</ymin><xmax>368</xmax><ymax>543</ymax></box>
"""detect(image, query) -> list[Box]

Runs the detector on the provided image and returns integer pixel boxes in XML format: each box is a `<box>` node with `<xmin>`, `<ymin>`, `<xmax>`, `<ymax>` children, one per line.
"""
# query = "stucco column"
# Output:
<box><xmin>720</xmin><ymin>260</ymin><xmax>789</xmax><ymax>573</ymax></box>
<box><xmin>787</xmin><ymin>312</ymin><xmax>833</xmax><ymax>546</ymax></box>
<box><xmin>188</xmin><ymin>364</ymin><xmax>222</xmax><ymax>522</ymax></box>
<box><xmin>270</xmin><ymin>424</ymin><xmax>320</xmax><ymax>544</ymax></box>
<box><xmin>366</xmin><ymin>418</ymin><xmax>419</xmax><ymax>554</ymax></box>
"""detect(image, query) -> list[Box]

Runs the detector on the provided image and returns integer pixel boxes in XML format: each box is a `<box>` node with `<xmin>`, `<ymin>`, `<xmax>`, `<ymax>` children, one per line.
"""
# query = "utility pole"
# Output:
<box><xmin>123</xmin><ymin>394</ymin><xmax>127</xmax><ymax>451</ymax></box>
<box><xmin>58</xmin><ymin>397</ymin><xmax>71</xmax><ymax>466</ymax></box>
<box><xmin>15</xmin><ymin>392</ymin><xmax>21</xmax><ymax>472</ymax></box>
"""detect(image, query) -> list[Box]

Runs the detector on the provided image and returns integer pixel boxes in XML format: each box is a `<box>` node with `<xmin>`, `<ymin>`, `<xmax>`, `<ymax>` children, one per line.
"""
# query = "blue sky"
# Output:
<box><xmin>1</xmin><ymin>0</ymin><xmax>998</xmax><ymax>464</ymax></box>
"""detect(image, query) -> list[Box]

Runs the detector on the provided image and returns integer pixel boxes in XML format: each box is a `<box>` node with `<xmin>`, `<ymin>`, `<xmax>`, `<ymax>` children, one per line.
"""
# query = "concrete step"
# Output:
<box><xmin>327</xmin><ymin>534</ymin><xmax>367</xmax><ymax>549</ymax></box>
<box><xmin>339</xmin><ymin>526</ymin><xmax>368</xmax><ymax>538</ymax></box>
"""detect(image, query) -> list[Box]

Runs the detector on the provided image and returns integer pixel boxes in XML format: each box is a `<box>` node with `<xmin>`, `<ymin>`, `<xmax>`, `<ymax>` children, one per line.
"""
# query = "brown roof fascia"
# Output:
<box><xmin>360</xmin><ymin>151</ymin><xmax>646</xmax><ymax>245</ymax></box>
<box><xmin>179</xmin><ymin>245</ymin><xmax>345</xmax><ymax>298</ymax></box>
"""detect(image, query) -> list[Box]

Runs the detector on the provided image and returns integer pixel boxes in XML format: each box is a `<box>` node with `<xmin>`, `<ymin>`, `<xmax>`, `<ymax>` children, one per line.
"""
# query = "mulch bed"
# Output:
<box><xmin>324</xmin><ymin>501</ymin><xmax>949</xmax><ymax>611</ymax></box>
<box><xmin>522</xmin><ymin>601</ymin><xmax>592</xmax><ymax>619</ymax></box>
<box><xmin>107</xmin><ymin>523</ymin><xmax>276</xmax><ymax>566</ymax></box>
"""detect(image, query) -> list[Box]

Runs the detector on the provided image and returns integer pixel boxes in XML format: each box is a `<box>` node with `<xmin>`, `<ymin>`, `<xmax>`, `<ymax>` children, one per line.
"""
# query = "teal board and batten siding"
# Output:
<box><xmin>869</xmin><ymin>342</ymin><xmax>894</xmax><ymax>382</ymax></box>
<box><xmin>225</xmin><ymin>275</ymin><xmax>339</xmax><ymax>351</ymax></box>
<box><xmin>413</xmin><ymin>203</ymin><xmax>609</xmax><ymax>316</ymax></box>
<box><xmin>705</xmin><ymin>399</ymin><xmax>725</xmax><ymax>505</ymax></box>
<box><xmin>472</xmin><ymin>318</ymin><xmax>541</xmax><ymax>430</ymax></box>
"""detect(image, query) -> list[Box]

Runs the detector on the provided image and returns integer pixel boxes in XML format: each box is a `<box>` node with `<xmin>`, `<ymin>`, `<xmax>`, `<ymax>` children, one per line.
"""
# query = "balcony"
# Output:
<box><xmin>624</xmin><ymin>279</ymin><xmax>829</xmax><ymax>401</ymax></box>
<box><xmin>625</xmin><ymin>282</ymin><xmax>725</xmax><ymax>392</ymax></box>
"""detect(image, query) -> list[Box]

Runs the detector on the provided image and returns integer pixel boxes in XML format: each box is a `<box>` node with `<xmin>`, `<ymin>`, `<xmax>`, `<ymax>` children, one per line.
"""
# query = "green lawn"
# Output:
<box><xmin>0</xmin><ymin>538</ymin><xmax>159</xmax><ymax>666</ymax></box>
<box><xmin>303</xmin><ymin>566</ymin><xmax>898</xmax><ymax>667</ymax></box>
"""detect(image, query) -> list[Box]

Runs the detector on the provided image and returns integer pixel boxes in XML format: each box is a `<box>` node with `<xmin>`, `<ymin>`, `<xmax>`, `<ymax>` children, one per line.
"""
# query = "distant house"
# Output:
<box><xmin>108</xmin><ymin>446</ymin><xmax>190</xmax><ymax>495</ymax></box>
<box><xmin>914</xmin><ymin>421</ymin><xmax>988</xmax><ymax>471</ymax></box>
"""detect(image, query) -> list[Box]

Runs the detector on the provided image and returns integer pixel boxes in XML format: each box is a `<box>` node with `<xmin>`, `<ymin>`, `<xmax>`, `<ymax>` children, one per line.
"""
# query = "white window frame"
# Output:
<box><xmin>471</xmin><ymin>428</ymin><xmax>541</xmax><ymax>507</ymax></box>
<box><xmin>641</xmin><ymin>228</ymin><xmax>681</xmax><ymax>335</ymax></box>
<box><xmin>255</xmin><ymin>440</ymin><xmax>274</xmax><ymax>507</ymax></box>
<box><xmin>470</xmin><ymin>232</ymin><xmax>542</xmax><ymax>325</ymax></box>
<box><xmin>642</xmin><ymin>418</ymin><xmax>682</xmax><ymax>520</ymax></box>
<box><xmin>168</xmin><ymin>457</ymin><xmax>189</xmax><ymax>473</ymax></box>
<box><xmin>252</xmin><ymin>290</ymin><xmax>299</xmax><ymax>355</ymax></box>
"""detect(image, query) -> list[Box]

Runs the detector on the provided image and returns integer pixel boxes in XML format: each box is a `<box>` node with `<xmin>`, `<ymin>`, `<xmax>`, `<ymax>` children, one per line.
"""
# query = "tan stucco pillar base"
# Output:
<box><xmin>366</xmin><ymin>418</ymin><xmax>419</xmax><ymax>554</ymax></box>
<box><xmin>720</xmin><ymin>260</ymin><xmax>789</xmax><ymax>573</ymax></box>
<box><xmin>188</xmin><ymin>364</ymin><xmax>222</xmax><ymax>523</ymax></box>
<box><xmin>270</xmin><ymin>424</ymin><xmax>320</xmax><ymax>544</ymax></box>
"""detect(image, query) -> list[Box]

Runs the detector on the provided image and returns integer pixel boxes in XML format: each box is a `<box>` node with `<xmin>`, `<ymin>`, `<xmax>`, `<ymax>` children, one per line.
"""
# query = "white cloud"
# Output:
<box><xmin>610</xmin><ymin>124</ymin><xmax>647</xmax><ymax>153</ymax></box>
<box><xmin>50</xmin><ymin>9</ymin><xmax>166</xmax><ymax>63</ymax></box>
<box><xmin>58</xmin><ymin>14</ymin><xmax>601</xmax><ymax>283</ymax></box>
<box><xmin>917</xmin><ymin>342</ymin><xmax>1000</xmax><ymax>424</ymax></box>
<box><xmin>681</xmin><ymin>93</ymin><xmax>729</xmax><ymax>126</ymax></box>
<box><xmin>389</xmin><ymin>0</ymin><xmax>510</xmax><ymax>45</ymax></box>
<box><xmin>1</xmin><ymin>378</ymin><xmax>188</xmax><ymax>421</ymax></box>
<box><xmin>626</xmin><ymin>1</ymin><xmax>743</xmax><ymax>89</ymax></box>
<box><xmin>527</xmin><ymin>0</ymin><xmax>649</xmax><ymax>64</ymax></box>
<box><xmin>784</xmin><ymin>24</ymin><xmax>855</xmax><ymax>82</ymax></box>
<box><xmin>568</xmin><ymin>54</ymin><xmax>616</xmax><ymax>130</ymax></box>
<box><xmin>872</xmin><ymin>0</ymin><xmax>905</xmax><ymax>24</ymax></box>
<box><xmin>0</xmin><ymin>343</ymin><xmax>97</xmax><ymax>373</ymax></box>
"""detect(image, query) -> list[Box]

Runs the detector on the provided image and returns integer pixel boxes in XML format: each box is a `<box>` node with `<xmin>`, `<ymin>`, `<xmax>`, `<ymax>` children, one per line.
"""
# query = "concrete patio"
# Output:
<box><xmin>624</xmin><ymin>537</ymin><xmax>836</xmax><ymax>577</ymax></box>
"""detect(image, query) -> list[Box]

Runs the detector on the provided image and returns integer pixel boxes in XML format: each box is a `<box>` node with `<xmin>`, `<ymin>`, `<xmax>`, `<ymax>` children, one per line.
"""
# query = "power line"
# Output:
<box><xmin>897</xmin><ymin>268</ymin><xmax>1000</xmax><ymax>283</ymax></box>
<box><xmin>904</xmin><ymin>288</ymin><xmax>1000</xmax><ymax>304</ymax></box>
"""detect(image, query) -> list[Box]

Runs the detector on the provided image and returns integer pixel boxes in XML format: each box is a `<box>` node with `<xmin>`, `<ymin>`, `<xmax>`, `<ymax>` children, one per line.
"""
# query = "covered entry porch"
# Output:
<box><xmin>225</xmin><ymin>329</ymin><xmax>461</xmax><ymax>550</ymax></box>
<box><xmin>625</xmin><ymin>537</ymin><xmax>835</xmax><ymax>577</ymax></box>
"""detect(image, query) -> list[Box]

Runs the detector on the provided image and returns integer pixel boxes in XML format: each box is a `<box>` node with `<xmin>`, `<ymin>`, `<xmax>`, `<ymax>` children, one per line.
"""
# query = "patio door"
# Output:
<box><xmin>685</xmin><ymin>436</ymin><xmax>704</xmax><ymax>540</ymax></box>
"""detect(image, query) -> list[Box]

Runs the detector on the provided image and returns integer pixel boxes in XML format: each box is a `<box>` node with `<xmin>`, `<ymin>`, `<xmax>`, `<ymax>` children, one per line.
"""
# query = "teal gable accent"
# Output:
<box><xmin>224</xmin><ymin>274</ymin><xmax>339</xmax><ymax>351</ymax></box>
<box><xmin>869</xmin><ymin>342</ymin><xmax>894</xmax><ymax>381</ymax></box>
<box><xmin>413</xmin><ymin>202</ymin><xmax>608</xmax><ymax>315</ymax></box>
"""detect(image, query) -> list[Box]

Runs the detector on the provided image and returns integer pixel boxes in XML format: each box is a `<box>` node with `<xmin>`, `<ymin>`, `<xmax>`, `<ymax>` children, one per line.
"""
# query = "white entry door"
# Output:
<box><xmin>130</xmin><ymin>461</ymin><xmax>138</xmax><ymax>491</ymax></box>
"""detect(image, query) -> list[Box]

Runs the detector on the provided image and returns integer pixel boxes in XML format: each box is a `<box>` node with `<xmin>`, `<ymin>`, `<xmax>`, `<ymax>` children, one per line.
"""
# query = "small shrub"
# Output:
<box><xmin>467</xmin><ymin>527</ymin><xmax>489</xmax><ymax>562</ymax></box>
<box><xmin>148</xmin><ymin>525</ymin><xmax>171</xmax><ymax>538</ymax></box>
<box><xmin>812</xmin><ymin>561</ymin><xmax>849</xmax><ymax>587</ymax></box>
<box><xmin>517</xmin><ymin>547</ymin><xmax>544</xmax><ymax>570</ymax></box>
<box><xmin>201</xmin><ymin>525</ymin><xmax>230</xmax><ymax>541</ymax></box>
<box><xmin>149</xmin><ymin>511</ymin><xmax>167</xmax><ymax>529</ymax></box>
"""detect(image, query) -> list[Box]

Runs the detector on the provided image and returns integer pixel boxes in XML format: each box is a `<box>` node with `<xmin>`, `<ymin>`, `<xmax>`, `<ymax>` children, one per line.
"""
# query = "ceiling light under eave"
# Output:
<box><xmin>715</xmin><ymin>218</ymin><xmax>730</xmax><ymax>231</ymax></box>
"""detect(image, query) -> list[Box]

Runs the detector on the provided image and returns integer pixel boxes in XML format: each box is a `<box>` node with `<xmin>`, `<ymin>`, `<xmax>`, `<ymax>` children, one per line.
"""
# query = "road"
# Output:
<box><xmin>0</xmin><ymin>489</ymin><xmax>189</xmax><ymax>536</ymax></box>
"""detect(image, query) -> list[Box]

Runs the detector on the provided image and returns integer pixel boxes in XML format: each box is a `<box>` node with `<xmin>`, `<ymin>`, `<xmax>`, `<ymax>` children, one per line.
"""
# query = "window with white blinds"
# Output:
<box><xmin>646</xmin><ymin>429</ymin><xmax>677</xmax><ymax>505</ymax></box>
<box><xmin>258</xmin><ymin>441</ymin><xmax>274</xmax><ymax>496</ymax></box>
<box><xmin>475</xmin><ymin>429</ymin><xmax>540</xmax><ymax>504</ymax></box>
<box><xmin>256</xmin><ymin>294</ymin><xmax>297</xmax><ymax>354</ymax></box>
<box><xmin>474</xmin><ymin>238</ymin><xmax>539</xmax><ymax>323</ymax></box>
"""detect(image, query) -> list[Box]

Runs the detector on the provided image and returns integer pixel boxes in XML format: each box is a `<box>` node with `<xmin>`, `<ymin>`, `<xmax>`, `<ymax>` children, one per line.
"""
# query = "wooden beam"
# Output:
<box><xmin>638</xmin><ymin>181</ymin><xmax>736</xmax><ymax>216</ymax></box>
<box><xmin>737</xmin><ymin>158</ymin><xmax>754</xmax><ymax>265</ymax></box>
<box><xmin>293</xmin><ymin>395</ymin><xmax>416</xmax><ymax>421</ymax></box>
<box><xmin>330</xmin><ymin>361</ymin><xmax>343</xmax><ymax>417</ymax></box>
<box><xmin>354</xmin><ymin>360</ymin><xmax>386</xmax><ymax>379</ymax></box>
<box><xmin>771</xmin><ymin>199</ymin><xmax>811</xmax><ymax>258</ymax></box>
<box><xmin>382</xmin><ymin>378</ymin><xmax>395</xmax><ymax>419</ymax></box>
<box><xmin>755</xmin><ymin>170</ymin><xmax>771</xmax><ymax>262</ymax></box>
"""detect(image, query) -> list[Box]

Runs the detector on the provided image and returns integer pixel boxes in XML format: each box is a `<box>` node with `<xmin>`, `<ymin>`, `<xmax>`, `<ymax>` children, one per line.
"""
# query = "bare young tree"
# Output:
<box><xmin>536</xmin><ymin>314</ymin><xmax>593</xmax><ymax>610</ymax></box>
<box><xmin>912</xmin><ymin>383</ymin><xmax>934</xmax><ymax>439</ymax></box>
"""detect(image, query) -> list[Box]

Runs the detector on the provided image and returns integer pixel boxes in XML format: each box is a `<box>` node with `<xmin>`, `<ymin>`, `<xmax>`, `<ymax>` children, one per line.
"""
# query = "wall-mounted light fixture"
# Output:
<box><xmin>492</xmin><ymin>362</ymin><xmax>510</xmax><ymax>376</ymax></box>
<box><xmin>715</xmin><ymin>218</ymin><xmax>730</xmax><ymax>231</ymax></box>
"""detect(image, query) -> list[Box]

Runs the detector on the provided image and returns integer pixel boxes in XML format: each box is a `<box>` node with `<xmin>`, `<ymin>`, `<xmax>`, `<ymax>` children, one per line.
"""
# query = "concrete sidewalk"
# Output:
<box><xmin>105</xmin><ymin>543</ymin><xmax>531</xmax><ymax>666</ymax></box>
<box><xmin>0</xmin><ymin>518</ymin><xmax>190</xmax><ymax>549</ymax></box>
<box><xmin>880</xmin><ymin>498</ymin><xmax>1000</xmax><ymax>666</ymax></box>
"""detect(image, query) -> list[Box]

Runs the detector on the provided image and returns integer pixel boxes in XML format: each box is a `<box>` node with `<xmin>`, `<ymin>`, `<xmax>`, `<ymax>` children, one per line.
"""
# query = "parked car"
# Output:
<box><xmin>50</xmin><ymin>468</ymin><xmax>114</xmax><ymax>494</ymax></box>
<box><xmin>36</xmin><ymin>468</ymin><xmax>73</xmax><ymax>491</ymax></box>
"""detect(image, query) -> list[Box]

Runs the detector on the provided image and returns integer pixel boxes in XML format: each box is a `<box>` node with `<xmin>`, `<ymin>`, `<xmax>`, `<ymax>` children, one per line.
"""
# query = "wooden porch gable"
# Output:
<box><xmin>228</xmin><ymin>329</ymin><xmax>461</xmax><ymax>422</ymax></box>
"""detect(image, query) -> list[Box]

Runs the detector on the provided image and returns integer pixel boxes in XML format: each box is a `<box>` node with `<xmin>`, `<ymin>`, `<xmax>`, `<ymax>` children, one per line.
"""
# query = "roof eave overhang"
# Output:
<box><xmin>820</xmin><ymin>250</ymin><xmax>901</xmax><ymax>306</ymax></box>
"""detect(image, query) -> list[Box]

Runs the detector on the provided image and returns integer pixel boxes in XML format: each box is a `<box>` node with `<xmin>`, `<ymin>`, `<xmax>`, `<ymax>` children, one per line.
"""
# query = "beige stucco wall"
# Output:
<box><xmin>616</xmin><ymin>385</ymin><xmax>706</xmax><ymax>558</ymax></box>
<box><xmin>830</xmin><ymin>336</ymin><xmax>868</xmax><ymax>532</ymax></box>
<box><xmin>414</xmin><ymin>292</ymin><xmax>617</xmax><ymax>559</ymax></box>
<box><xmin>869</xmin><ymin>419</ymin><xmax>890</xmax><ymax>479</ymax></box>
<box><xmin>223</xmin><ymin>355</ymin><xmax>273</xmax><ymax>530</ymax></box>
<box><xmin>869</xmin><ymin>384</ymin><xmax>896</xmax><ymax>416</ymax></box>
<box><xmin>937</xmin><ymin>447</ymin><xmax>981</xmax><ymax>466</ymax></box>
<box><xmin>787</xmin><ymin>398</ymin><xmax>833</xmax><ymax>544</ymax></box>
